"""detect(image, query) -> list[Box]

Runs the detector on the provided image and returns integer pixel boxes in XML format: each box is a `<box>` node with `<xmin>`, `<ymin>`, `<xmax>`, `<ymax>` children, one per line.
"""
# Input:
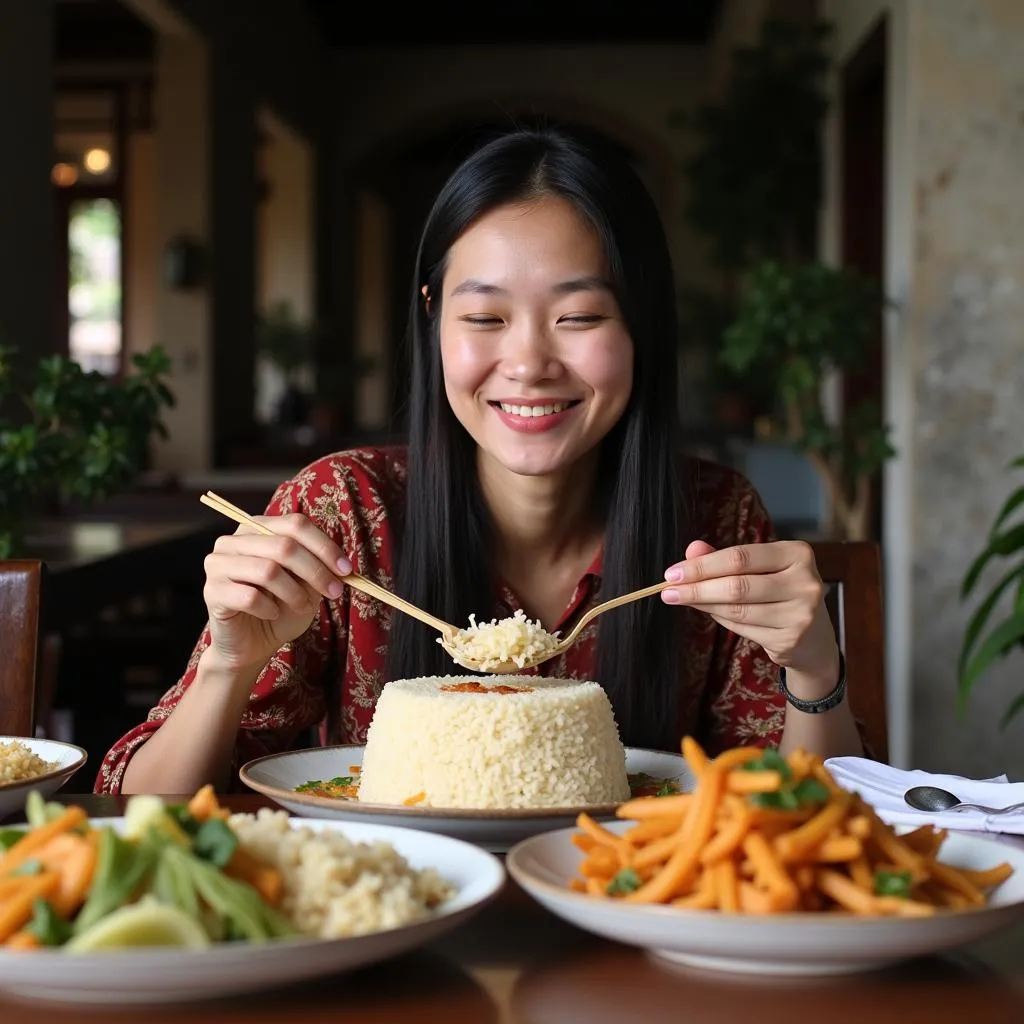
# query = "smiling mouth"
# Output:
<box><xmin>488</xmin><ymin>400</ymin><xmax>581</xmax><ymax>418</ymax></box>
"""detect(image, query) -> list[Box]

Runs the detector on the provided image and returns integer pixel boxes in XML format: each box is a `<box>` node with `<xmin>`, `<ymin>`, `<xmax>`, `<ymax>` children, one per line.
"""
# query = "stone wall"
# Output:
<box><xmin>824</xmin><ymin>0</ymin><xmax>1024</xmax><ymax>775</ymax></box>
<box><xmin>909</xmin><ymin>0</ymin><xmax>1024</xmax><ymax>775</ymax></box>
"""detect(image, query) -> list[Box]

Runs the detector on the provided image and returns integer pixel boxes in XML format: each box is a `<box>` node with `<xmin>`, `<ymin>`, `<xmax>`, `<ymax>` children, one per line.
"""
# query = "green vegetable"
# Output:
<box><xmin>655</xmin><ymin>780</ymin><xmax>678</xmax><ymax>797</ymax></box>
<box><xmin>150</xmin><ymin>848</ymin><xmax>201</xmax><ymax>922</ymax></box>
<box><xmin>27</xmin><ymin>898</ymin><xmax>73</xmax><ymax>946</ymax></box>
<box><xmin>66</xmin><ymin>896</ymin><xmax>211</xmax><ymax>952</ymax></box>
<box><xmin>741</xmin><ymin>747</ymin><xmax>792</xmax><ymax>781</ymax></box>
<box><xmin>160</xmin><ymin>846</ymin><xmax>294</xmax><ymax>942</ymax></box>
<box><xmin>10</xmin><ymin>858</ymin><xmax>43</xmax><ymax>877</ymax></box>
<box><xmin>73</xmin><ymin>828</ymin><xmax>159</xmax><ymax>935</ymax></box>
<box><xmin>606</xmin><ymin>868</ymin><xmax>642</xmax><ymax>895</ymax></box>
<box><xmin>0</xmin><ymin>828</ymin><xmax>24</xmax><ymax>851</ymax></box>
<box><xmin>747</xmin><ymin>777</ymin><xmax>831</xmax><ymax>810</ymax></box>
<box><xmin>192</xmin><ymin>819</ymin><xmax>239</xmax><ymax>868</ymax></box>
<box><xmin>25</xmin><ymin>790</ymin><xmax>69</xmax><ymax>828</ymax></box>
<box><xmin>295</xmin><ymin>776</ymin><xmax>353</xmax><ymax>792</ymax></box>
<box><xmin>874</xmin><ymin>869</ymin><xmax>913</xmax><ymax>898</ymax></box>
<box><xmin>165</xmin><ymin>803</ymin><xmax>202</xmax><ymax>837</ymax></box>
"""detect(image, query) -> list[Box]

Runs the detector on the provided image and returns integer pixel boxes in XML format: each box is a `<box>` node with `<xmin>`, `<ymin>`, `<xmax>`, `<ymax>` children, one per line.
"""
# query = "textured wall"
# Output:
<box><xmin>909</xmin><ymin>0</ymin><xmax>1024</xmax><ymax>775</ymax></box>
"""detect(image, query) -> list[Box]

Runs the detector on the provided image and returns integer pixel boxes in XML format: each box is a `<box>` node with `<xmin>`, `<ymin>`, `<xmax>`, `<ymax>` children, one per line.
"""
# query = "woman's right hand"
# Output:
<box><xmin>201</xmin><ymin>513</ymin><xmax>352</xmax><ymax>672</ymax></box>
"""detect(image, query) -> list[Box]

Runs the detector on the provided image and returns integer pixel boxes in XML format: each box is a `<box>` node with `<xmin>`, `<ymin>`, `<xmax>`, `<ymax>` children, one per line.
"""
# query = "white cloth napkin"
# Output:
<box><xmin>824</xmin><ymin>756</ymin><xmax>1024</xmax><ymax>835</ymax></box>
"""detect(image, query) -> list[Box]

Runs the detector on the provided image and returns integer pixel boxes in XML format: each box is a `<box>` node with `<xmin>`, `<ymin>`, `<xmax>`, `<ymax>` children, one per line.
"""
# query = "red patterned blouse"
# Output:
<box><xmin>95</xmin><ymin>446</ymin><xmax>785</xmax><ymax>794</ymax></box>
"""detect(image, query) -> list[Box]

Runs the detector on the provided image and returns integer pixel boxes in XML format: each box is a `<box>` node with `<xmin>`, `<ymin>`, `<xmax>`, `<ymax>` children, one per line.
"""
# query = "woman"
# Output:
<box><xmin>101</xmin><ymin>127</ymin><xmax>862</xmax><ymax>795</ymax></box>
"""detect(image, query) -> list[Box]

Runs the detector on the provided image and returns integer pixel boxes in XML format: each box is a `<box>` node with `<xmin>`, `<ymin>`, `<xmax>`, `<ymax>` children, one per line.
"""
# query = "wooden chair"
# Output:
<box><xmin>810</xmin><ymin>541</ymin><xmax>888</xmax><ymax>762</ymax></box>
<box><xmin>0</xmin><ymin>560</ymin><xmax>44</xmax><ymax>736</ymax></box>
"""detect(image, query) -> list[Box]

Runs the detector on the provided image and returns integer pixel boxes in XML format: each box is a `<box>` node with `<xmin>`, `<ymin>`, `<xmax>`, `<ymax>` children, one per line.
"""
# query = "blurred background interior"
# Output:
<box><xmin>1</xmin><ymin>0</ymin><xmax>1022</xmax><ymax>785</ymax></box>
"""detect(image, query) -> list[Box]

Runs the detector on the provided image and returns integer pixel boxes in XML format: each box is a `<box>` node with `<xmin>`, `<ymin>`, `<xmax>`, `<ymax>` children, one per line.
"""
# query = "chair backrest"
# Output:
<box><xmin>809</xmin><ymin>541</ymin><xmax>888</xmax><ymax>763</ymax></box>
<box><xmin>0</xmin><ymin>560</ymin><xmax>44</xmax><ymax>736</ymax></box>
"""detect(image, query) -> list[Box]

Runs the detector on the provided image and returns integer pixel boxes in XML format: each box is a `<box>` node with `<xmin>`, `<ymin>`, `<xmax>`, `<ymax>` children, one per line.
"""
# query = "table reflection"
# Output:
<box><xmin>511</xmin><ymin>944</ymin><xmax>1024</xmax><ymax>1024</ymax></box>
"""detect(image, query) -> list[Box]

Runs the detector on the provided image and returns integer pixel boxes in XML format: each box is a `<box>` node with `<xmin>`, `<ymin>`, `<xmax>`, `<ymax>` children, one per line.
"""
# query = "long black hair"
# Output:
<box><xmin>385</xmin><ymin>127</ymin><xmax>691</xmax><ymax>750</ymax></box>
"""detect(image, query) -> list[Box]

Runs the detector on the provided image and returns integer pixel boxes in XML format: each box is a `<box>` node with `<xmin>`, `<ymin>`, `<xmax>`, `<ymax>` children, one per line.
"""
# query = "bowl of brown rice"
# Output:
<box><xmin>0</xmin><ymin>736</ymin><xmax>87</xmax><ymax>818</ymax></box>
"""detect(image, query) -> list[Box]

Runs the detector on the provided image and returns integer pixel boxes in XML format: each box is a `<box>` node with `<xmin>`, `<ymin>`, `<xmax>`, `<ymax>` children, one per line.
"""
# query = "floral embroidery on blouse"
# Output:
<box><xmin>95</xmin><ymin>446</ymin><xmax>784</xmax><ymax>794</ymax></box>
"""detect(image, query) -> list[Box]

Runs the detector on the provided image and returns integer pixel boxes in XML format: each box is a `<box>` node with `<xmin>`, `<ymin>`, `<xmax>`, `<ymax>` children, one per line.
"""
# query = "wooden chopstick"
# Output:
<box><xmin>199</xmin><ymin>491</ymin><xmax>454</xmax><ymax>635</ymax></box>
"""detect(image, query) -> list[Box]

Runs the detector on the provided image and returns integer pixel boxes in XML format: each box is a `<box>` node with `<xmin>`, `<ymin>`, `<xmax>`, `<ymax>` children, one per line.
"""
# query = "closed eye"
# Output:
<box><xmin>558</xmin><ymin>314</ymin><xmax>608</xmax><ymax>325</ymax></box>
<box><xmin>460</xmin><ymin>315</ymin><xmax>504</xmax><ymax>326</ymax></box>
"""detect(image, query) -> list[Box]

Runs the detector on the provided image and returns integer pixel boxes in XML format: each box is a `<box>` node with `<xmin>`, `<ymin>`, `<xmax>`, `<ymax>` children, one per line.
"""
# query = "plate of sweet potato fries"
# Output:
<box><xmin>506</xmin><ymin>739</ymin><xmax>1024</xmax><ymax>975</ymax></box>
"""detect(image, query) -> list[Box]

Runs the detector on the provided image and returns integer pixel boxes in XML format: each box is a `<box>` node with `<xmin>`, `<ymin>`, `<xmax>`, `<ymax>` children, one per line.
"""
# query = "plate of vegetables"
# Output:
<box><xmin>0</xmin><ymin>789</ymin><xmax>504</xmax><ymax>1004</ymax></box>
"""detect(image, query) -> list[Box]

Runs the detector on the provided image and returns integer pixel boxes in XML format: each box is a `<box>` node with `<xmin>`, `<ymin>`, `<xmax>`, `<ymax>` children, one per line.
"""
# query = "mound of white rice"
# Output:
<box><xmin>441</xmin><ymin>608</ymin><xmax>560</xmax><ymax>670</ymax></box>
<box><xmin>0</xmin><ymin>739</ymin><xmax>57</xmax><ymax>785</ymax></box>
<box><xmin>357</xmin><ymin>676</ymin><xmax>631</xmax><ymax>809</ymax></box>
<box><xmin>228</xmin><ymin>808</ymin><xmax>453</xmax><ymax>938</ymax></box>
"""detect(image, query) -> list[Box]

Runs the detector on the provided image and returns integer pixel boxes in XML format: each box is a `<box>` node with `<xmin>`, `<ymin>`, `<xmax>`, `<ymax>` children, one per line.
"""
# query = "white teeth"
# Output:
<box><xmin>498</xmin><ymin>402</ymin><xmax>570</xmax><ymax>417</ymax></box>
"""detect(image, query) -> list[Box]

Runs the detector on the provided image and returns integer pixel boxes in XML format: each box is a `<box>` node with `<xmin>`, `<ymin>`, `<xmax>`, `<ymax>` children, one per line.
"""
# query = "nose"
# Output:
<box><xmin>497</xmin><ymin>318</ymin><xmax>563</xmax><ymax>384</ymax></box>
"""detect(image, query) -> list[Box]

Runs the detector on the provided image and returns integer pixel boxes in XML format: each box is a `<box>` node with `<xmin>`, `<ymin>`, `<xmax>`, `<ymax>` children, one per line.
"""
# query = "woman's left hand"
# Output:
<box><xmin>662</xmin><ymin>539</ymin><xmax>838</xmax><ymax>676</ymax></box>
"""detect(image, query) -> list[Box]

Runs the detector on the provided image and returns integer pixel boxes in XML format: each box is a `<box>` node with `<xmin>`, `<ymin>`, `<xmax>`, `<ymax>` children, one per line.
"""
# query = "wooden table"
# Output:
<box><xmin>2</xmin><ymin>794</ymin><xmax>1024</xmax><ymax>1022</ymax></box>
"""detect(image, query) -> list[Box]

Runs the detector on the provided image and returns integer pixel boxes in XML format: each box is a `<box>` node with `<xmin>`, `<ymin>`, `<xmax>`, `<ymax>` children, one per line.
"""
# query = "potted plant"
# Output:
<box><xmin>0</xmin><ymin>345</ymin><xmax>175</xmax><ymax>558</ymax></box>
<box><xmin>720</xmin><ymin>260</ymin><xmax>895</xmax><ymax>541</ymax></box>
<box><xmin>256</xmin><ymin>300</ymin><xmax>318</xmax><ymax>428</ymax></box>
<box><xmin>675</xmin><ymin>17</ymin><xmax>833</xmax><ymax>432</ymax></box>
<box><xmin>957</xmin><ymin>455</ymin><xmax>1024</xmax><ymax>725</ymax></box>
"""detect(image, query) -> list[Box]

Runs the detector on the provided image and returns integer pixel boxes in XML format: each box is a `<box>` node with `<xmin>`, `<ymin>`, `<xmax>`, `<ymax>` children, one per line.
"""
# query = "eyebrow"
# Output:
<box><xmin>449</xmin><ymin>275</ymin><xmax>613</xmax><ymax>298</ymax></box>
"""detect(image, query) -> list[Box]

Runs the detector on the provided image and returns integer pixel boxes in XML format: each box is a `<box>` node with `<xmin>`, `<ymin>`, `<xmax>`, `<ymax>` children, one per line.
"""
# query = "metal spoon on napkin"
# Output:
<box><xmin>903</xmin><ymin>785</ymin><xmax>1024</xmax><ymax>816</ymax></box>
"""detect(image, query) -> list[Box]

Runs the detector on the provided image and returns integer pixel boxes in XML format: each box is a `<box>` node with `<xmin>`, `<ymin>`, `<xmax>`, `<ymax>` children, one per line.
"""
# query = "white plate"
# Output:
<box><xmin>0</xmin><ymin>737</ymin><xmax>87</xmax><ymax>820</ymax></box>
<box><xmin>0</xmin><ymin>815</ymin><xmax>505</xmax><ymax>1004</ymax></box>
<box><xmin>240</xmin><ymin>745</ymin><xmax>692</xmax><ymax>853</ymax></box>
<box><xmin>506</xmin><ymin>821</ymin><xmax>1024</xmax><ymax>976</ymax></box>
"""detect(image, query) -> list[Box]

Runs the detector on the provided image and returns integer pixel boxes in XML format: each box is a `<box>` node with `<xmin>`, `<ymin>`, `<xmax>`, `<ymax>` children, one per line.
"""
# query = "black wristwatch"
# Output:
<box><xmin>778</xmin><ymin>652</ymin><xmax>847</xmax><ymax>714</ymax></box>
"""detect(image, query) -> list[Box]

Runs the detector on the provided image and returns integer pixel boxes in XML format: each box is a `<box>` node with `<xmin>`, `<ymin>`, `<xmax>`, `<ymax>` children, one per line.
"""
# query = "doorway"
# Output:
<box><xmin>839</xmin><ymin>15</ymin><xmax>888</xmax><ymax>541</ymax></box>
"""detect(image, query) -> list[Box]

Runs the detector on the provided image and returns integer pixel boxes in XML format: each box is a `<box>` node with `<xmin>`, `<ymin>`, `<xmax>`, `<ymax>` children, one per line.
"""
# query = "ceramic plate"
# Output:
<box><xmin>240</xmin><ymin>745</ymin><xmax>693</xmax><ymax>852</ymax></box>
<box><xmin>506</xmin><ymin>821</ymin><xmax>1024</xmax><ymax>976</ymax></box>
<box><xmin>0</xmin><ymin>816</ymin><xmax>504</xmax><ymax>1004</ymax></box>
<box><xmin>0</xmin><ymin>737</ymin><xmax>87</xmax><ymax>820</ymax></box>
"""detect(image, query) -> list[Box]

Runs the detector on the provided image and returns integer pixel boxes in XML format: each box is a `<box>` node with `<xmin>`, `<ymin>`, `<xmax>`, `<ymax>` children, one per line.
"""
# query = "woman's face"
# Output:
<box><xmin>439</xmin><ymin>196</ymin><xmax>633</xmax><ymax>479</ymax></box>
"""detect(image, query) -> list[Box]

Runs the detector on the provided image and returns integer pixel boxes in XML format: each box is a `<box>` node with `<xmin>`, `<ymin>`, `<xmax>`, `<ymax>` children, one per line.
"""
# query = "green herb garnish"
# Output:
<box><xmin>165</xmin><ymin>803</ymin><xmax>202</xmax><ymax>837</ymax></box>
<box><xmin>192</xmin><ymin>819</ymin><xmax>240</xmax><ymax>868</ymax></box>
<box><xmin>747</xmin><ymin>777</ymin><xmax>830</xmax><ymax>810</ymax></box>
<box><xmin>295</xmin><ymin>776</ymin><xmax>354</xmax><ymax>793</ymax></box>
<box><xmin>26</xmin><ymin>898</ymin><xmax>73</xmax><ymax>946</ymax></box>
<box><xmin>874</xmin><ymin>869</ymin><xmax>913</xmax><ymax>898</ymax></box>
<box><xmin>741</xmin><ymin>747</ymin><xmax>792</xmax><ymax>781</ymax></box>
<box><xmin>606</xmin><ymin>868</ymin><xmax>642</xmax><ymax>895</ymax></box>
<box><xmin>0</xmin><ymin>828</ymin><xmax>24</xmax><ymax>851</ymax></box>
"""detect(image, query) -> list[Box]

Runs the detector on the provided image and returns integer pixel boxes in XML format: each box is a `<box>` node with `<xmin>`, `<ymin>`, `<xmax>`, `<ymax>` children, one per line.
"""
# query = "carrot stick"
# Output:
<box><xmin>0</xmin><ymin>873</ymin><xmax>60</xmax><ymax>942</ymax></box>
<box><xmin>0</xmin><ymin>807</ymin><xmax>87</xmax><ymax>877</ymax></box>
<box><xmin>33</xmin><ymin>831</ymin><xmax>98</xmax><ymax>917</ymax></box>
<box><xmin>626</xmin><ymin>767</ymin><xmax>724</xmax><ymax>903</ymax></box>
<box><xmin>576</xmin><ymin>813</ymin><xmax>633</xmax><ymax>859</ymax></box>
<box><xmin>224</xmin><ymin>847</ymin><xmax>284</xmax><ymax>906</ymax></box>
<box><xmin>616</xmin><ymin>794</ymin><xmax>691</xmax><ymax>819</ymax></box>
<box><xmin>4</xmin><ymin>930</ymin><xmax>41</xmax><ymax>950</ymax></box>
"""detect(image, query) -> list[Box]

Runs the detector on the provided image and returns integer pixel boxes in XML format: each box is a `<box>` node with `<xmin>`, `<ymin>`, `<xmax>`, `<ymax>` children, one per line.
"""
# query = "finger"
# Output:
<box><xmin>204</xmin><ymin>579</ymin><xmax>281</xmax><ymax>622</ymax></box>
<box><xmin>665</xmin><ymin>540</ymin><xmax>716</xmax><ymax>582</ymax></box>
<box><xmin>685</xmin><ymin>539</ymin><xmax>717</xmax><ymax>560</ymax></box>
<box><xmin>206</xmin><ymin>552</ymin><xmax>317</xmax><ymax>617</ymax></box>
<box><xmin>213</xmin><ymin>529</ymin><xmax>346</xmax><ymax>600</ymax></box>
<box><xmin>253</xmin><ymin>513</ymin><xmax>353</xmax><ymax>576</ymax></box>
<box><xmin>662</xmin><ymin>574</ymin><xmax>784</xmax><ymax>608</ymax></box>
<box><xmin>681</xmin><ymin>541</ymin><xmax>812</xmax><ymax>583</ymax></box>
<box><xmin>679</xmin><ymin>601</ymin><xmax>792</xmax><ymax>628</ymax></box>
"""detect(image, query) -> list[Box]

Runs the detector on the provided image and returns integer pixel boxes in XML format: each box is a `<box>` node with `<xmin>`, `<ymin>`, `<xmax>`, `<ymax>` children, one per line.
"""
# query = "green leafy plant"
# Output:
<box><xmin>682</xmin><ymin>17</ymin><xmax>832</xmax><ymax>271</ymax></box>
<box><xmin>675</xmin><ymin>16</ymin><xmax>837</xmax><ymax>429</ymax></box>
<box><xmin>722</xmin><ymin>260</ymin><xmax>894</xmax><ymax>540</ymax></box>
<box><xmin>957</xmin><ymin>456</ymin><xmax>1024</xmax><ymax>725</ymax></box>
<box><xmin>0</xmin><ymin>345</ymin><xmax>174</xmax><ymax>557</ymax></box>
<box><xmin>256</xmin><ymin>300</ymin><xmax>318</xmax><ymax>384</ymax></box>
